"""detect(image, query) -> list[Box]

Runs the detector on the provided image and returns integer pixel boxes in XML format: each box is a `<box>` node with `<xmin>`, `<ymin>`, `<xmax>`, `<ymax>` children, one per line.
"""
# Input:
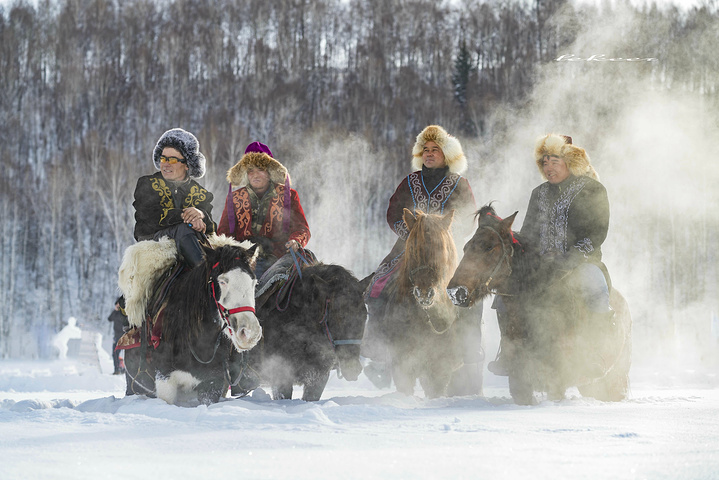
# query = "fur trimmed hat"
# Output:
<box><xmin>411</xmin><ymin>125</ymin><xmax>467</xmax><ymax>175</ymax></box>
<box><xmin>226</xmin><ymin>142</ymin><xmax>290</xmax><ymax>188</ymax></box>
<box><xmin>534</xmin><ymin>134</ymin><xmax>598</xmax><ymax>181</ymax></box>
<box><xmin>153</xmin><ymin>128</ymin><xmax>206</xmax><ymax>178</ymax></box>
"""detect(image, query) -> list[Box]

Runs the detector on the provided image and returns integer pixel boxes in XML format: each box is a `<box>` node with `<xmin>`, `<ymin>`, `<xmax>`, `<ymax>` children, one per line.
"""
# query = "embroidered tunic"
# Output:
<box><xmin>133</xmin><ymin>172</ymin><xmax>216</xmax><ymax>241</ymax></box>
<box><xmin>217</xmin><ymin>183</ymin><xmax>310</xmax><ymax>259</ymax></box>
<box><xmin>520</xmin><ymin>174</ymin><xmax>609</xmax><ymax>269</ymax></box>
<box><xmin>387</xmin><ymin>170</ymin><xmax>476</xmax><ymax>243</ymax></box>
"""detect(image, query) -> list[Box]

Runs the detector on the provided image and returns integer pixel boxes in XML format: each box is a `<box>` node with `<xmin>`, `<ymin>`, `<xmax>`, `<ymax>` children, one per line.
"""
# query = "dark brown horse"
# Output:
<box><xmin>376</xmin><ymin>208</ymin><xmax>465</xmax><ymax>398</ymax></box>
<box><xmin>447</xmin><ymin>205</ymin><xmax>631</xmax><ymax>404</ymax></box>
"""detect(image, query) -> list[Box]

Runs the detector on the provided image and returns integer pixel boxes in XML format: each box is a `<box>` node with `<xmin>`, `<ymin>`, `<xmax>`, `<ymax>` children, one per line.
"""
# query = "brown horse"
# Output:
<box><xmin>376</xmin><ymin>208</ymin><xmax>465</xmax><ymax>398</ymax></box>
<box><xmin>447</xmin><ymin>205</ymin><xmax>631</xmax><ymax>404</ymax></box>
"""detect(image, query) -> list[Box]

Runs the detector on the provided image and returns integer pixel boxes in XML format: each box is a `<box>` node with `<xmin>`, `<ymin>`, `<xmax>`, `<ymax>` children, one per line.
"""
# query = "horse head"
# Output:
<box><xmin>447</xmin><ymin>205</ymin><xmax>518</xmax><ymax>307</ymax></box>
<box><xmin>210</xmin><ymin>245</ymin><xmax>263</xmax><ymax>352</ymax></box>
<box><xmin>399</xmin><ymin>208</ymin><xmax>457</xmax><ymax>310</ymax></box>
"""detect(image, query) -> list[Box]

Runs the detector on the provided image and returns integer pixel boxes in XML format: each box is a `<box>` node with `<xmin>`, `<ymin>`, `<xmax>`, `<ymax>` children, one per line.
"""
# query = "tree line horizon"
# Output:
<box><xmin>0</xmin><ymin>0</ymin><xmax>716</xmax><ymax>359</ymax></box>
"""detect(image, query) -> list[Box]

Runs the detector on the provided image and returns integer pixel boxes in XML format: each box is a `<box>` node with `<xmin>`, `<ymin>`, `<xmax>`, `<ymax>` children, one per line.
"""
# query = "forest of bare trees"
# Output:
<box><xmin>1</xmin><ymin>0</ymin><xmax>717</xmax><ymax>359</ymax></box>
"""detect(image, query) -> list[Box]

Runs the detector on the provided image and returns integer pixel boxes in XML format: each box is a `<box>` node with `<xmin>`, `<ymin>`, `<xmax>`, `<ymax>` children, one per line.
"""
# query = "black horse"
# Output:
<box><xmin>447</xmin><ymin>205</ymin><xmax>631</xmax><ymax>404</ymax></box>
<box><xmin>123</xmin><ymin>243</ymin><xmax>262</xmax><ymax>405</ymax></box>
<box><xmin>232</xmin><ymin>262</ymin><xmax>370</xmax><ymax>401</ymax></box>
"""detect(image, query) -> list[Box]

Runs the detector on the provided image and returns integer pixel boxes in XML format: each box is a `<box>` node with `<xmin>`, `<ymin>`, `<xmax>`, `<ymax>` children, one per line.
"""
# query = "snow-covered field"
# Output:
<box><xmin>1</xmin><ymin>349</ymin><xmax>718</xmax><ymax>480</ymax></box>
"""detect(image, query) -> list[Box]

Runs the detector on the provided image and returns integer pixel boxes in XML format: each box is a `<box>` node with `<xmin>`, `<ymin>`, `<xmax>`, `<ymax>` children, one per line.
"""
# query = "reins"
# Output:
<box><xmin>190</xmin><ymin>261</ymin><xmax>257</xmax><ymax>365</ymax></box>
<box><xmin>480</xmin><ymin>225</ymin><xmax>514</xmax><ymax>294</ymax></box>
<box><xmin>276</xmin><ymin>248</ymin><xmax>314</xmax><ymax>311</ymax></box>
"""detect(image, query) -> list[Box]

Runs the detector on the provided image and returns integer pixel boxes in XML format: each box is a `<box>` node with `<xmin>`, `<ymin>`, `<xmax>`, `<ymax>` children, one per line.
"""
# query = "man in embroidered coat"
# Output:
<box><xmin>217</xmin><ymin>142</ymin><xmax>310</xmax><ymax>280</ymax></box>
<box><xmin>133</xmin><ymin>128</ymin><xmax>216</xmax><ymax>268</ymax></box>
<box><xmin>489</xmin><ymin>134</ymin><xmax>614</xmax><ymax>376</ymax></box>
<box><xmin>364</xmin><ymin>125</ymin><xmax>482</xmax><ymax>395</ymax></box>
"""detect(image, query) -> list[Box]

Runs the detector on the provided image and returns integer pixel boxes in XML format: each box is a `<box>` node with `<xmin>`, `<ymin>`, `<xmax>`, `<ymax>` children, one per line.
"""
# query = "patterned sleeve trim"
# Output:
<box><xmin>574</xmin><ymin>237</ymin><xmax>594</xmax><ymax>257</ymax></box>
<box><xmin>393</xmin><ymin>220</ymin><xmax>409</xmax><ymax>240</ymax></box>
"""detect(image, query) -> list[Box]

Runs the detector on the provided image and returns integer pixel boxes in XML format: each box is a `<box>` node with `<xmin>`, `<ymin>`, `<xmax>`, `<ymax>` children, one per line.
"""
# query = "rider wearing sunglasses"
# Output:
<box><xmin>132</xmin><ymin>128</ymin><xmax>216</xmax><ymax>268</ymax></box>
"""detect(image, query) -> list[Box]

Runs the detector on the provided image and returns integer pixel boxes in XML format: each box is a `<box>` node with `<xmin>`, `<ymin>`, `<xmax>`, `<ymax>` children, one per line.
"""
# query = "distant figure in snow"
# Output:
<box><xmin>216</xmin><ymin>141</ymin><xmax>311</xmax><ymax>282</ymax></box>
<box><xmin>362</xmin><ymin>125</ymin><xmax>483</xmax><ymax>395</ymax></box>
<box><xmin>52</xmin><ymin>317</ymin><xmax>82</xmax><ymax>360</ymax></box>
<box><xmin>489</xmin><ymin>134</ymin><xmax>615</xmax><ymax>377</ymax></box>
<box><xmin>107</xmin><ymin>297</ymin><xmax>129</xmax><ymax>374</ymax></box>
<box><xmin>133</xmin><ymin>128</ymin><xmax>216</xmax><ymax>268</ymax></box>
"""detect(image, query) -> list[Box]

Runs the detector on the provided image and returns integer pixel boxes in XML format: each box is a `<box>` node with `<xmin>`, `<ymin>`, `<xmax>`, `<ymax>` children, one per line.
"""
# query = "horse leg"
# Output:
<box><xmin>419</xmin><ymin>371</ymin><xmax>449</xmax><ymax>399</ymax></box>
<box><xmin>302</xmin><ymin>370</ymin><xmax>330</xmax><ymax>402</ymax></box>
<box><xmin>578</xmin><ymin>290</ymin><xmax>632</xmax><ymax>401</ymax></box>
<box><xmin>272</xmin><ymin>380</ymin><xmax>294</xmax><ymax>400</ymax></box>
<box><xmin>507</xmin><ymin>345</ymin><xmax>537</xmax><ymax>405</ymax></box>
<box><xmin>508</xmin><ymin>372</ymin><xmax>536</xmax><ymax>405</ymax></box>
<box><xmin>123</xmin><ymin>348</ymin><xmax>156</xmax><ymax>397</ymax></box>
<box><xmin>196</xmin><ymin>376</ymin><xmax>229</xmax><ymax>405</ymax></box>
<box><xmin>391</xmin><ymin>358</ymin><xmax>416</xmax><ymax>396</ymax></box>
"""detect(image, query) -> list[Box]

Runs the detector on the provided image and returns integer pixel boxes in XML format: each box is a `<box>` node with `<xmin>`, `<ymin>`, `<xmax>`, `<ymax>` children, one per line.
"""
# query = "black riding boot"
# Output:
<box><xmin>176</xmin><ymin>233</ymin><xmax>206</xmax><ymax>268</ymax></box>
<box><xmin>447</xmin><ymin>305</ymin><xmax>485</xmax><ymax>395</ymax></box>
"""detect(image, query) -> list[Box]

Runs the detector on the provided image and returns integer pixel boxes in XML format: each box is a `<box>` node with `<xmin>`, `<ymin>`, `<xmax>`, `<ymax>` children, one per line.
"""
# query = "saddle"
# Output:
<box><xmin>116</xmin><ymin>233</ymin><xmax>247</xmax><ymax>350</ymax></box>
<box><xmin>115</xmin><ymin>261</ymin><xmax>184</xmax><ymax>351</ymax></box>
<box><xmin>255</xmin><ymin>249</ymin><xmax>318</xmax><ymax>311</ymax></box>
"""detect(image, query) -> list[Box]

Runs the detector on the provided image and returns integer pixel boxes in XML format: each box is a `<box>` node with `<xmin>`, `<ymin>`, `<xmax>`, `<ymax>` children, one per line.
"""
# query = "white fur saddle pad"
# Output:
<box><xmin>117</xmin><ymin>234</ymin><xmax>245</xmax><ymax>327</ymax></box>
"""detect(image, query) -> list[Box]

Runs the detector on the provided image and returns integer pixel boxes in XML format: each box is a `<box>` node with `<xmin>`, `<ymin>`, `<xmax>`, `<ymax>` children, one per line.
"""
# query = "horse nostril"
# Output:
<box><xmin>428</xmin><ymin>288</ymin><xmax>435</xmax><ymax>300</ymax></box>
<box><xmin>448</xmin><ymin>286</ymin><xmax>468</xmax><ymax>305</ymax></box>
<box><xmin>413</xmin><ymin>286</ymin><xmax>421</xmax><ymax>299</ymax></box>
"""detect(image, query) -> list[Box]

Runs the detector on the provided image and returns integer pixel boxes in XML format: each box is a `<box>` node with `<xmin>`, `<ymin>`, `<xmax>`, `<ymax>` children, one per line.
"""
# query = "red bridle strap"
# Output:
<box><xmin>225</xmin><ymin>305</ymin><xmax>256</xmax><ymax>315</ymax></box>
<box><xmin>209</xmin><ymin>280</ymin><xmax>256</xmax><ymax>337</ymax></box>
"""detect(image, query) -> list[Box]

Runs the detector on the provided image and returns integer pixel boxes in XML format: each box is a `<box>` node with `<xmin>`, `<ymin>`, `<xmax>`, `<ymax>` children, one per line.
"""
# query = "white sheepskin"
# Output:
<box><xmin>117</xmin><ymin>234</ymin><xmax>254</xmax><ymax>328</ymax></box>
<box><xmin>118</xmin><ymin>237</ymin><xmax>178</xmax><ymax>327</ymax></box>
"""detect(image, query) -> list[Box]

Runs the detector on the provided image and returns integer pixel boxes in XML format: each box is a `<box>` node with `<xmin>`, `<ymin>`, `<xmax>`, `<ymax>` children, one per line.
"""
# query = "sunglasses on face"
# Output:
<box><xmin>159</xmin><ymin>155</ymin><xmax>185</xmax><ymax>164</ymax></box>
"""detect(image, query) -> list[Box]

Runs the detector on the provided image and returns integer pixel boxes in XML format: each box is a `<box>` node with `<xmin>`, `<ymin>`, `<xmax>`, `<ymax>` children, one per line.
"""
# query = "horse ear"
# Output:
<box><xmin>403</xmin><ymin>208</ymin><xmax>417</xmax><ymax>231</ymax></box>
<box><xmin>358</xmin><ymin>272</ymin><xmax>374</xmax><ymax>294</ymax></box>
<box><xmin>499</xmin><ymin>211</ymin><xmax>519</xmax><ymax>232</ymax></box>
<box><xmin>246</xmin><ymin>244</ymin><xmax>260</xmax><ymax>272</ymax></box>
<box><xmin>441</xmin><ymin>209</ymin><xmax>455</xmax><ymax>230</ymax></box>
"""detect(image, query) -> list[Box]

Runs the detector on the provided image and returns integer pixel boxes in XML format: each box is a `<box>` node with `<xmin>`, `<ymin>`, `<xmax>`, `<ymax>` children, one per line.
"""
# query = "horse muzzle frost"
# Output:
<box><xmin>446</xmin><ymin>285</ymin><xmax>470</xmax><ymax>307</ymax></box>
<box><xmin>228</xmin><ymin>311</ymin><xmax>262</xmax><ymax>351</ymax></box>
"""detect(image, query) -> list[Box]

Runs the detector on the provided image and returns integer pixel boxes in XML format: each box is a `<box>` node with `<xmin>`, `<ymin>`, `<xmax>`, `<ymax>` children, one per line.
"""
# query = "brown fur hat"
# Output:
<box><xmin>226</xmin><ymin>151</ymin><xmax>290</xmax><ymax>188</ymax></box>
<box><xmin>534</xmin><ymin>134</ymin><xmax>598</xmax><ymax>181</ymax></box>
<box><xmin>411</xmin><ymin>125</ymin><xmax>467</xmax><ymax>175</ymax></box>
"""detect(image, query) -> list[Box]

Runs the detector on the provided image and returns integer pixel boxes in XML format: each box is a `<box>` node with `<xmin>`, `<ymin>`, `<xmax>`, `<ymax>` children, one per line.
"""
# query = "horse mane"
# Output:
<box><xmin>397</xmin><ymin>210</ymin><xmax>458</xmax><ymax>297</ymax></box>
<box><xmin>476</xmin><ymin>203</ymin><xmax>539</xmax><ymax>295</ymax></box>
<box><xmin>161</xmin><ymin>245</ymin><xmax>254</xmax><ymax>348</ymax></box>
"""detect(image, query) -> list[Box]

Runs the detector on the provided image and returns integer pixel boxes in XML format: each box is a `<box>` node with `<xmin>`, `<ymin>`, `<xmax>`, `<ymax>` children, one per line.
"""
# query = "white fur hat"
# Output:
<box><xmin>411</xmin><ymin>125</ymin><xmax>467</xmax><ymax>175</ymax></box>
<box><xmin>534</xmin><ymin>134</ymin><xmax>598</xmax><ymax>181</ymax></box>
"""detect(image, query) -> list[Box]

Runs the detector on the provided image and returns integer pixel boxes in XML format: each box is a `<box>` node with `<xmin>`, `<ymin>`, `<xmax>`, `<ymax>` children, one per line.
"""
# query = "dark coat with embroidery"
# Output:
<box><xmin>520</xmin><ymin>174</ymin><xmax>609</xmax><ymax>272</ymax></box>
<box><xmin>387</xmin><ymin>167</ymin><xmax>476</xmax><ymax>244</ymax></box>
<box><xmin>217</xmin><ymin>183</ymin><xmax>310</xmax><ymax>259</ymax></box>
<box><xmin>133</xmin><ymin>172</ymin><xmax>216</xmax><ymax>241</ymax></box>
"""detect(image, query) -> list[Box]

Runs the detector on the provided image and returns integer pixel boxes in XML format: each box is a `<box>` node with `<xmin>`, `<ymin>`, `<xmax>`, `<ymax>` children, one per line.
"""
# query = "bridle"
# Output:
<box><xmin>319</xmin><ymin>298</ymin><xmax>362</xmax><ymax>349</ymax></box>
<box><xmin>478</xmin><ymin>225</ymin><xmax>514</xmax><ymax>294</ymax></box>
<box><xmin>192</xmin><ymin>261</ymin><xmax>257</xmax><ymax>365</ymax></box>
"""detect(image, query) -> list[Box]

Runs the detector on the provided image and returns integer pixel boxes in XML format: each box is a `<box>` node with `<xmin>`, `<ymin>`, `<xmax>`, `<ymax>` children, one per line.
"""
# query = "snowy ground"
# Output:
<box><xmin>1</xmin><ymin>347</ymin><xmax>718</xmax><ymax>480</ymax></box>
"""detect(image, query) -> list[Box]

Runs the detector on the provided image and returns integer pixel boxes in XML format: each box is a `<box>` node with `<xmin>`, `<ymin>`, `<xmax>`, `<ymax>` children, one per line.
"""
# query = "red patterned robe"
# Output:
<box><xmin>217</xmin><ymin>183</ymin><xmax>310</xmax><ymax>259</ymax></box>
